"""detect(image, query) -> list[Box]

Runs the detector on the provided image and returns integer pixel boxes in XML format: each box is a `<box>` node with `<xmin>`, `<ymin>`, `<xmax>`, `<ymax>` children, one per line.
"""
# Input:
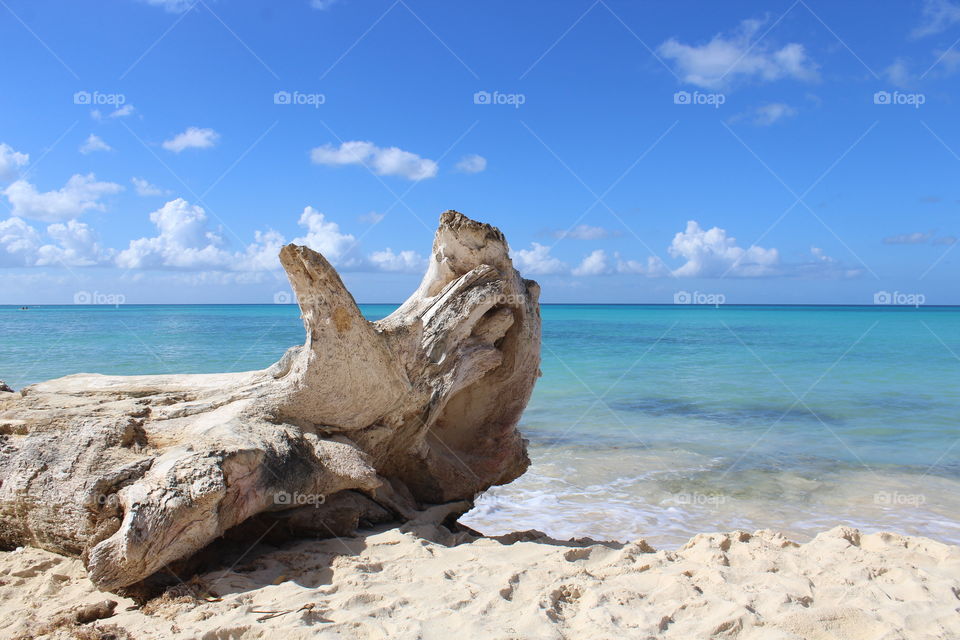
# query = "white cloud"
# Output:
<box><xmin>311</xmin><ymin>0</ymin><xmax>338</xmax><ymax>8</ymax></box>
<box><xmin>310</xmin><ymin>141</ymin><xmax>438</xmax><ymax>180</ymax></box>
<box><xmin>572</xmin><ymin>249</ymin><xmax>609</xmax><ymax>276</ymax></box>
<box><xmin>131</xmin><ymin>177</ymin><xmax>169</xmax><ymax>197</ymax></box>
<box><xmin>116</xmin><ymin>198</ymin><xmax>230</xmax><ymax>270</ymax></box>
<box><xmin>512</xmin><ymin>242</ymin><xmax>567</xmax><ymax>275</ymax></box>
<box><xmin>553</xmin><ymin>224</ymin><xmax>615</xmax><ymax>240</ymax></box>
<box><xmin>140</xmin><ymin>0</ymin><xmax>195</xmax><ymax>13</ymax></box>
<box><xmin>0</xmin><ymin>217</ymin><xmax>41</xmax><ymax>267</ymax></box>
<box><xmin>162</xmin><ymin>127</ymin><xmax>220</xmax><ymax>153</ymax></box>
<box><xmin>115</xmin><ymin>201</ymin><xmax>426</xmax><ymax>274</ymax></box>
<box><xmin>1</xmin><ymin>196</ymin><xmax>430</xmax><ymax>275</ymax></box>
<box><xmin>291</xmin><ymin>206</ymin><xmax>360</xmax><ymax>266</ymax></box>
<box><xmin>794</xmin><ymin>246</ymin><xmax>861</xmax><ymax>278</ymax></box>
<box><xmin>454</xmin><ymin>154</ymin><xmax>487</xmax><ymax>174</ymax></box>
<box><xmin>110</xmin><ymin>104</ymin><xmax>136</xmax><ymax>118</ymax></box>
<box><xmin>809</xmin><ymin>246</ymin><xmax>834</xmax><ymax>263</ymax></box>
<box><xmin>912</xmin><ymin>0</ymin><xmax>960</xmax><ymax>37</ymax></box>
<box><xmin>0</xmin><ymin>216</ymin><xmax>111</xmax><ymax>269</ymax></box>
<box><xmin>369</xmin><ymin>248</ymin><xmax>427</xmax><ymax>273</ymax></box>
<box><xmin>883</xmin><ymin>231</ymin><xmax>934</xmax><ymax>245</ymax></box>
<box><xmin>668</xmin><ymin>220</ymin><xmax>780</xmax><ymax>277</ymax></box>
<box><xmin>80</xmin><ymin>134</ymin><xmax>112</xmax><ymax>155</ymax></box>
<box><xmin>658</xmin><ymin>18</ymin><xmax>818</xmax><ymax>89</ymax></box>
<box><xmin>236</xmin><ymin>229</ymin><xmax>285</xmax><ymax>272</ymax></box>
<box><xmin>616</xmin><ymin>254</ymin><xmax>660</xmax><ymax>275</ymax></box>
<box><xmin>36</xmin><ymin>220</ymin><xmax>113</xmax><ymax>267</ymax></box>
<box><xmin>884</xmin><ymin>59</ymin><xmax>914</xmax><ymax>88</ymax></box>
<box><xmin>752</xmin><ymin>102</ymin><xmax>797</xmax><ymax>126</ymax></box>
<box><xmin>569</xmin><ymin>249</ymin><xmax>668</xmax><ymax>276</ymax></box>
<box><xmin>3</xmin><ymin>174</ymin><xmax>123</xmax><ymax>223</ymax></box>
<box><xmin>359</xmin><ymin>211</ymin><xmax>385</xmax><ymax>225</ymax></box>
<box><xmin>0</xmin><ymin>143</ymin><xmax>29</xmax><ymax>182</ymax></box>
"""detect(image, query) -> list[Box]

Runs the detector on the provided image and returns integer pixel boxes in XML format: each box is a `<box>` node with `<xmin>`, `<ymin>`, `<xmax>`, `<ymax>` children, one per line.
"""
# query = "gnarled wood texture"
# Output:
<box><xmin>0</xmin><ymin>211</ymin><xmax>540</xmax><ymax>591</ymax></box>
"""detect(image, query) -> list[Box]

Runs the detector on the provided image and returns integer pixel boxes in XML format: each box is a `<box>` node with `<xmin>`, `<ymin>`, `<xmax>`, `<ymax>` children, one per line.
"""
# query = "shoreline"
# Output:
<box><xmin>462</xmin><ymin>444</ymin><xmax>960</xmax><ymax>550</ymax></box>
<box><xmin>2</xmin><ymin>521</ymin><xmax>958</xmax><ymax>639</ymax></box>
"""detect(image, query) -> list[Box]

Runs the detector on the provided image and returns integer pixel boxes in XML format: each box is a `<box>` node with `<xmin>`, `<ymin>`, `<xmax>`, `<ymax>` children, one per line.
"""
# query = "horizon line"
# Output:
<box><xmin>3</xmin><ymin>303</ymin><xmax>958</xmax><ymax>309</ymax></box>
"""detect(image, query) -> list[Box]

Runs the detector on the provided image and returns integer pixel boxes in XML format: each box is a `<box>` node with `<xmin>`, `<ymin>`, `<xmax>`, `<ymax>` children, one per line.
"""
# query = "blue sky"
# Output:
<box><xmin>1</xmin><ymin>0</ymin><xmax>959</xmax><ymax>304</ymax></box>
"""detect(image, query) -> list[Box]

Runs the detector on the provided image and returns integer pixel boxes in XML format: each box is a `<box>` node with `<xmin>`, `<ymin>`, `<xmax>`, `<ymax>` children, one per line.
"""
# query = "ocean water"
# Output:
<box><xmin>2</xmin><ymin>304</ymin><xmax>958</xmax><ymax>547</ymax></box>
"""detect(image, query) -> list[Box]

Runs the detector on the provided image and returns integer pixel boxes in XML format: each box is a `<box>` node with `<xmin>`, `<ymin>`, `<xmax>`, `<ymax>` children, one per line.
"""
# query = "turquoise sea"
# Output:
<box><xmin>2</xmin><ymin>304</ymin><xmax>958</xmax><ymax>546</ymax></box>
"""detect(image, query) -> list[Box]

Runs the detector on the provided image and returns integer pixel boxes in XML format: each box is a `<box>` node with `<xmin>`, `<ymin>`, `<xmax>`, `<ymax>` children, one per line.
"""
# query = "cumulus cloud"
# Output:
<box><xmin>658</xmin><ymin>18</ymin><xmax>818</xmax><ymax>89</ymax></box>
<box><xmin>512</xmin><ymin>243</ymin><xmax>567</xmax><ymax>275</ymax></box>
<box><xmin>36</xmin><ymin>220</ymin><xmax>113</xmax><ymax>267</ymax></box>
<box><xmin>0</xmin><ymin>217</ymin><xmax>41</xmax><ymax>267</ymax></box>
<box><xmin>572</xmin><ymin>249</ymin><xmax>609</xmax><ymax>276</ymax></box>
<box><xmin>616</xmin><ymin>254</ymin><xmax>667</xmax><ymax>276</ymax></box>
<box><xmin>0</xmin><ymin>217</ymin><xmax>110</xmax><ymax>268</ymax></box>
<box><xmin>912</xmin><ymin>0</ymin><xmax>960</xmax><ymax>37</ymax></box>
<box><xmin>116</xmin><ymin>198</ymin><xmax>230</xmax><ymax>270</ymax></box>
<box><xmin>883</xmin><ymin>231</ymin><xmax>934</xmax><ymax>245</ymax></box>
<box><xmin>1</xmin><ymin>195</ymin><xmax>430</xmax><ymax>275</ymax></box>
<box><xmin>114</xmin><ymin>201</ymin><xmax>426</xmax><ymax>274</ymax></box>
<box><xmin>236</xmin><ymin>229</ymin><xmax>285</xmax><ymax>272</ymax></box>
<box><xmin>751</xmin><ymin>102</ymin><xmax>797</xmax><ymax>126</ymax></box>
<box><xmin>668</xmin><ymin>220</ymin><xmax>780</xmax><ymax>277</ymax></box>
<box><xmin>0</xmin><ymin>143</ymin><xmax>29</xmax><ymax>182</ymax></box>
<box><xmin>569</xmin><ymin>249</ymin><xmax>668</xmax><ymax>277</ymax></box>
<box><xmin>80</xmin><ymin>134</ymin><xmax>112</xmax><ymax>155</ymax></box>
<box><xmin>290</xmin><ymin>206</ymin><xmax>362</xmax><ymax>266</ymax></box>
<box><xmin>553</xmin><ymin>224</ymin><xmax>616</xmax><ymax>240</ymax></box>
<box><xmin>131</xmin><ymin>177</ymin><xmax>169</xmax><ymax>197</ymax></box>
<box><xmin>454</xmin><ymin>154</ymin><xmax>487</xmax><ymax>174</ymax></box>
<box><xmin>162</xmin><ymin>127</ymin><xmax>220</xmax><ymax>153</ymax></box>
<box><xmin>369</xmin><ymin>248</ymin><xmax>427</xmax><ymax>272</ymax></box>
<box><xmin>310</xmin><ymin>141</ymin><xmax>438</xmax><ymax>180</ymax></box>
<box><xmin>3</xmin><ymin>174</ymin><xmax>123</xmax><ymax>223</ymax></box>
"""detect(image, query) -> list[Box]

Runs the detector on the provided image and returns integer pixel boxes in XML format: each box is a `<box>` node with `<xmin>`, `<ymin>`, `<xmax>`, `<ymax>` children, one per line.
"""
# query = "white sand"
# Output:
<box><xmin>1</xmin><ymin>523</ymin><xmax>958</xmax><ymax>639</ymax></box>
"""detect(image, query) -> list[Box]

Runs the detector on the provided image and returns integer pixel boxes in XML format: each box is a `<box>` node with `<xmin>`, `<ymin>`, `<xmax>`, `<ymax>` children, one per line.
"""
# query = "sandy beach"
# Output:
<box><xmin>2</xmin><ymin>520</ymin><xmax>958</xmax><ymax>640</ymax></box>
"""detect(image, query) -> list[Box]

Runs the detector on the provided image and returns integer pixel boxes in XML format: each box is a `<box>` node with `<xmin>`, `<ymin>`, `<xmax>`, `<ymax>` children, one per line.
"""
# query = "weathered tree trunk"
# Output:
<box><xmin>0</xmin><ymin>211</ymin><xmax>540</xmax><ymax>592</ymax></box>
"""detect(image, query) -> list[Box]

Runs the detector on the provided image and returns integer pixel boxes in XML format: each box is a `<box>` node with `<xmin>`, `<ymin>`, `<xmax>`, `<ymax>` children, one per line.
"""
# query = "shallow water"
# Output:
<box><xmin>2</xmin><ymin>304</ymin><xmax>958</xmax><ymax>547</ymax></box>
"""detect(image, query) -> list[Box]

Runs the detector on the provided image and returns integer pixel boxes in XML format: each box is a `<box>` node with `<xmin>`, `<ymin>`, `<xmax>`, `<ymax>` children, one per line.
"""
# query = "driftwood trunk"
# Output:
<box><xmin>0</xmin><ymin>211</ymin><xmax>540</xmax><ymax>592</ymax></box>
